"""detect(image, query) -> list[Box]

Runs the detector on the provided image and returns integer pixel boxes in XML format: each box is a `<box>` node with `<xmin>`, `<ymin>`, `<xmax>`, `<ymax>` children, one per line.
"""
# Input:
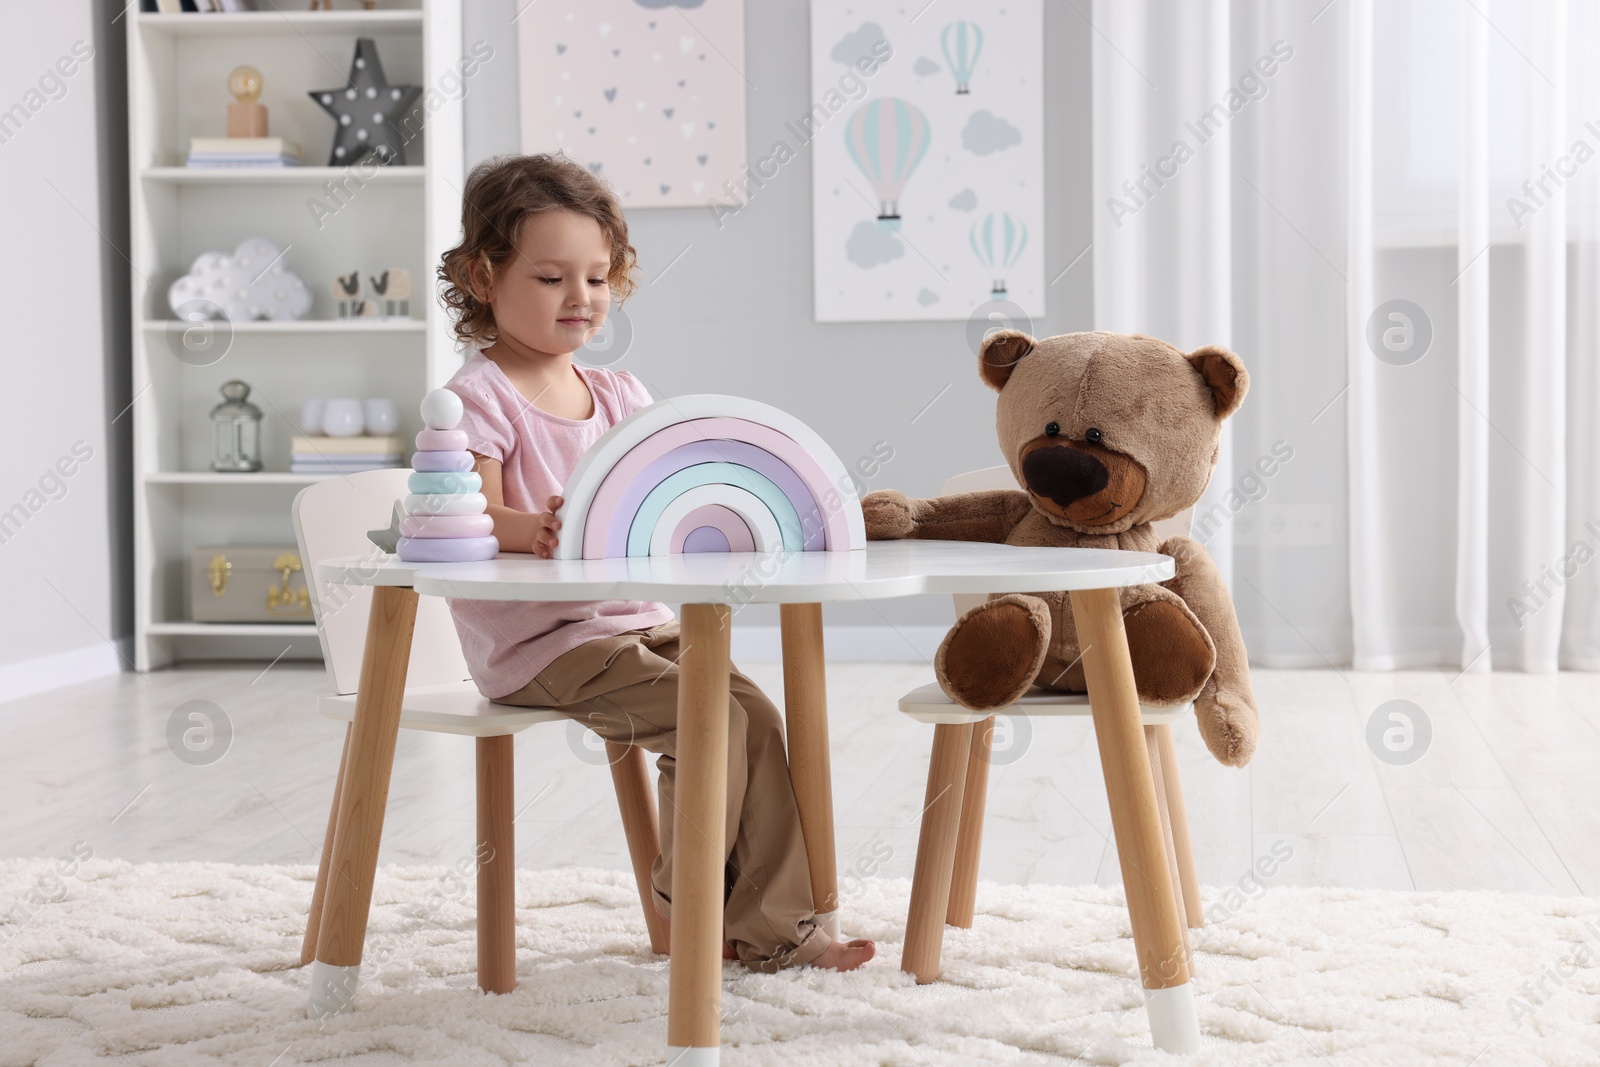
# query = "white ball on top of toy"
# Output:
<box><xmin>396</xmin><ymin>388</ymin><xmax>497</xmax><ymax>563</ymax></box>
<box><xmin>420</xmin><ymin>386</ymin><xmax>464</xmax><ymax>431</ymax></box>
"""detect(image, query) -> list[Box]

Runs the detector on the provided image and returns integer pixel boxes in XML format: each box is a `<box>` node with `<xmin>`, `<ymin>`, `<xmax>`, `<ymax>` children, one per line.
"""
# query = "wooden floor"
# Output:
<box><xmin>2</xmin><ymin>662</ymin><xmax>1596</xmax><ymax>899</ymax></box>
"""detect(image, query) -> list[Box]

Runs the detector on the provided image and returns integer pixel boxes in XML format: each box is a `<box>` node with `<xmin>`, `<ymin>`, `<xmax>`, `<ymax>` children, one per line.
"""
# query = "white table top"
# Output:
<box><xmin>317</xmin><ymin>540</ymin><xmax>1174</xmax><ymax>604</ymax></box>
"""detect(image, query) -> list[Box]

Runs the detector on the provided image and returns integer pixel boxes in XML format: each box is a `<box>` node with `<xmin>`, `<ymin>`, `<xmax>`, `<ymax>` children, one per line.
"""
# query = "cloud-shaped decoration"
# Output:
<box><xmin>633</xmin><ymin>0</ymin><xmax>705</xmax><ymax>7</ymax></box>
<box><xmin>914</xmin><ymin>56</ymin><xmax>941</xmax><ymax>76</ymax></box>
<box><xmin>917</xmin><ymin>288</ymin><xmax>941</xmax><ymax>305</ymax></box>
<box><xmin>948</xmin><ymin>188</ymin><xmax>978</xmax><ymax>211</ymax></box>
<box><xmin>846</xmin><ymin>220</ymin><xmax>904</xmax><ymax>268</ymax></box>
<box><xmin>962</xmin><ymin>110</ymin><xmax>1022</xmax><ymax>156</ymax></box>
<box><xmin>167</xmin><ymin>238</ymin><xmax>310</xmax><ymax>322</ymax></box>
<box><xmin>831</xmin><ymin>22</ymin><xmax>888</xmax><ymax>65</ymax></box>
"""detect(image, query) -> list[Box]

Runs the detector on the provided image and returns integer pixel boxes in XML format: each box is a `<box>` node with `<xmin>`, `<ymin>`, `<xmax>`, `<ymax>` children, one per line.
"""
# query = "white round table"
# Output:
<box><xmin>307</xmin><ymin>540</ymin><xmax>1199</xmax><ymax>1059</ymax></box>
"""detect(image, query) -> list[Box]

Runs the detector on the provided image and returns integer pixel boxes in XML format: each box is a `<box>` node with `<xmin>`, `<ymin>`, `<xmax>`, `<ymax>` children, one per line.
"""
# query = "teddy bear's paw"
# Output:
<box><xmin>934</xmin><ymin>594</ymin><xmax>1051</xmax><ymax>710</ymax></box>
<box><xmin>1123</xmin><ymin>600</ymin><xmax>1215</xmax><ymax>705</ymax></box>
<box><xmin>861</xmin><ymin>489</ymin><xmax>915</xmax><ymax>540</ymax></box>
<box><xmin>1196</xmin><ymin>686</ymin><xmax>1259</xmax><ymax>767</ymax></box>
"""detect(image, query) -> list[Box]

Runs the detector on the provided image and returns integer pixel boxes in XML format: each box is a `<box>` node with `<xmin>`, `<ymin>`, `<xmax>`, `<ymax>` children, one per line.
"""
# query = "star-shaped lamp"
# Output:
<box><xmin>308</xmin><ymin>38</ymin><xmax>422</xmax><ymax>167</ymax></box>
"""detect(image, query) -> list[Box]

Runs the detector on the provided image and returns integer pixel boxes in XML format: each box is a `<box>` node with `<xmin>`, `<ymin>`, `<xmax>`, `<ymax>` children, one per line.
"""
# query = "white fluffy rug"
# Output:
<box><xmin>2</xmin><ymin>859</ymin><xmax>1597</xmax><ymax>1066</ymax></box>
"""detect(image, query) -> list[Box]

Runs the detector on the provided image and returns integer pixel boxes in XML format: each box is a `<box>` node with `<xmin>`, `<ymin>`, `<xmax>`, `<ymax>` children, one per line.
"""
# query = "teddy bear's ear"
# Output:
<box><xmin>1186</xmin><ymin>344</ymin><xmax>1249</xmax><ymax>419</ymax></box>
<box><xmin>978</xmin><ymin>329</ymin><xmax>1036</xmax><ymax>391</ymax></box>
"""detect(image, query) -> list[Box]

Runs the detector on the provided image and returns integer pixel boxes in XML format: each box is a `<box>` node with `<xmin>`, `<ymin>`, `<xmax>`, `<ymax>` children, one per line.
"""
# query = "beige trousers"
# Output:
<box><xmin>495</xmin><ymin>621</ymin><xmax>831</xmax><ymax>971</ymax></box>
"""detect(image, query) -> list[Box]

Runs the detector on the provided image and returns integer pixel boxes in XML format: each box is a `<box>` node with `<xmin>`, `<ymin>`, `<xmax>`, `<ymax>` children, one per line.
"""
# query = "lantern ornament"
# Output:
<box><xmin>211</xmin><ymin>380</ymin><xmax>263</xmax><ymax>473</ymax></box>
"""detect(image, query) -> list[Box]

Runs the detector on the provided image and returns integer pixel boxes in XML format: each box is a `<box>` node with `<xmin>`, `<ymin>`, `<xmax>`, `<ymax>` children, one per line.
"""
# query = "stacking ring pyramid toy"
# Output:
<box><xmin>395</xmin><ymin>389</ymin><xmax>499</xmax><ymax>563</ymax></box>
<box><xmin>555</xmin><ymin>395</ymin><xmax>867</xmax><ymax>559</ymax></box>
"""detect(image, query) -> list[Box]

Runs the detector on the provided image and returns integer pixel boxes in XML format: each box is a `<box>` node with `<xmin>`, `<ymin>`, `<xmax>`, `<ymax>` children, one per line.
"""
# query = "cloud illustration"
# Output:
<box><xmin>962</xmin><ymin>110</ymin><xmax>1022</xmax><ymax>155</ymax></box>
<box><xmin>917</xmin><ymin>288</ymin><xmax>941</xmax><ymax>305</ymax></box>
<box><xmin>167</xmin><ymin>237</ymin><xmax>310</xmax><ymax>322</ymax></box>
<box><xmin>831</xmin><ymin>22</ymin><xmax>888</xmax><ymax>66</ymax></box>
<box><xmin>846</xmin><ymin>221</ymin><xmax>904</xmax><ymax>268</ymax></box>
<box><xmin>948</xmin><ymin>188</ymin><xmax>978</xmax><ymax>211</ymax></box>
<box><xmin>914</xmin><ymin>56</ymin><xmax>941</xmax><ymax>76</ymax></box>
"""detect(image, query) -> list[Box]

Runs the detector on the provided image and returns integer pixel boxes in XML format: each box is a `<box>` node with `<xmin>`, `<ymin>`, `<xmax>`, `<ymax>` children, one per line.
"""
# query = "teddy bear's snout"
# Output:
<box><xmin>1021</xmin><ymin>445</ymin><xmax>1109</xmax><ymax>509</ymax></box>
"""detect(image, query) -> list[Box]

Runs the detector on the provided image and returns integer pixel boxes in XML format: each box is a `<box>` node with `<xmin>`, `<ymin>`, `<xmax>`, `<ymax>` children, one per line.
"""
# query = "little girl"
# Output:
<box><xmin>435</xmin><ymin>154</ymin><xmax>873</xmax><ymax>973</ymax></box>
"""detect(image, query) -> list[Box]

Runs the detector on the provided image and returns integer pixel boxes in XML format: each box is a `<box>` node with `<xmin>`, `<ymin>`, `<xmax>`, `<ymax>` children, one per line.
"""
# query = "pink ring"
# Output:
<box><xmin>669</xmin><ymin>504</ymin><xmax>755</xmax><ymax>553</ymax></box>
<box><xmin>401</xmin><ymin>513</ymin><xmax>494</xmax><ymax>538</ymax></box>
<box><xmin>416</xmin><ymin>428</ymin><xmax>469</xmax><ymax>451</ymax></box>
<box><xmin>413</xmin><ymin>450</ymin><xmax>475</xmax><ymax>473</ymax></box>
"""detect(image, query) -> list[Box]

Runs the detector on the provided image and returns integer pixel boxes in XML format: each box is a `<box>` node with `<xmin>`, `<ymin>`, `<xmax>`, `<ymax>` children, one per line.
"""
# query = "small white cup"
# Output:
<box><xmin>321</xmin><ymin>398</ymin><xmax>365</xmax><ymax>437</ymax></box>
<box><xmin>300</xmin><ymin>397</ymin><xmax>326</xmax><ymax>435</ymax></box>
<box><xmin>363</xmin><ymin>398</ymin><xmax>398</xmax><ymax>435</ymax></box>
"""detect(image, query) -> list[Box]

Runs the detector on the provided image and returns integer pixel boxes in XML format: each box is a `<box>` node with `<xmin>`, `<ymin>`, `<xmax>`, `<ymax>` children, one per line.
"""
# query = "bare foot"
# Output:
<box><xmin>812</xmin><ymin>938</ymin><xmax>876</xmax><ymax>971</ymax></box>
<box><xmin>657</xmin><ymin>912</ymin><xmax>738</xmax><ymax>960</ymax></box>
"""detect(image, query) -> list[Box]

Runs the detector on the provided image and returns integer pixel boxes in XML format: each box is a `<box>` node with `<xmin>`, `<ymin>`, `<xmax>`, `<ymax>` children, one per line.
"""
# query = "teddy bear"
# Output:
<box><xmin>862</xmin><ymin>329</ymin><xmax>1259</xmax><ymax>767</ymax></box>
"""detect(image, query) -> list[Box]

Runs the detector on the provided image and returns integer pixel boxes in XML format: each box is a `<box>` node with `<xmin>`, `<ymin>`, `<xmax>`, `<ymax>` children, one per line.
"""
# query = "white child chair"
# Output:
<box><xmin>897</xmin><ymin>466</ymin><xmax>1203</xmax><ymax>985</ymax></box>
<box><xmin>292</xmin><ymin>468</ymin><xmax>669</xmax><ymax>997</ymax></box>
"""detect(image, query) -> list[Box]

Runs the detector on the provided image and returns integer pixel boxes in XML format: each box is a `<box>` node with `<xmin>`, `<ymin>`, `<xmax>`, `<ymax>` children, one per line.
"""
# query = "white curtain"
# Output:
<box><xmin>1091</xmin><ymin>0</ymin><xmax>1600</xmax><ymax>673</ymax></box>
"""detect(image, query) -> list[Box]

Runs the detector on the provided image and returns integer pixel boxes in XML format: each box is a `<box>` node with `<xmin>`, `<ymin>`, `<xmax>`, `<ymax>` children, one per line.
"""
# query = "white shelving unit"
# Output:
<box><xmin>128</xmin><ymin>1</ymin><xmax>463</xmax><ymax>670</ymax></box>
<box><xmin>141</xmin><ymin>164</ymin><xmax>425</xmax><ymax>185</ymax></box>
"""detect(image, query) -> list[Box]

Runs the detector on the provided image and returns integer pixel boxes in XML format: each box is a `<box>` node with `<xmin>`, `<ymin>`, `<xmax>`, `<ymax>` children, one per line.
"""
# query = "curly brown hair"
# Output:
<box><xmin>438</xmin><ymin>154</ymin><xmax>638</xmax><ymax>348</ymax></box>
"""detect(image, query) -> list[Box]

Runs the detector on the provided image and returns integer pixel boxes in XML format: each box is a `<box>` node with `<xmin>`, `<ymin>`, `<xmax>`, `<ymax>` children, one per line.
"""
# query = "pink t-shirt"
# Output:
<box><xmin>443</xmin><ymin>353</ymin><xmax>674</xmax><ymax>698</ymax></box>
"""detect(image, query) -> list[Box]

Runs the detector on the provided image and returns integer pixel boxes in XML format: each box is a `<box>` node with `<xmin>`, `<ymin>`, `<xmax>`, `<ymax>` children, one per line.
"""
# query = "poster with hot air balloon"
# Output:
<box><xmin>810</xmin><ymin>1</ymin><xmax>1043</xmax><ymax>323</ymax></box>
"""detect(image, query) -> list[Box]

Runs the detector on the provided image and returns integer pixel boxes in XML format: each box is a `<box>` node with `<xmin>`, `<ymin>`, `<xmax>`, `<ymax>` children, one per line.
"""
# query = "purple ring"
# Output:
<box><xmin>396</xmin><ymin>535</ymin><xmax>499</xmax><ymax>562</ymax></box>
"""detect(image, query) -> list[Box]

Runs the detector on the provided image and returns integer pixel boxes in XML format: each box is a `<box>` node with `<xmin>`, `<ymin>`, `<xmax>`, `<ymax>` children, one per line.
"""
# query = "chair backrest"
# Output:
<box><xmin>292</xmin><ymin>468</ymin><xmax>472</xmax><ymax>695</ymax></box>
<box><xmin>943</xmin><ymin>465</ymin><xmax>1195</xmax><ymax>614</ymax></box>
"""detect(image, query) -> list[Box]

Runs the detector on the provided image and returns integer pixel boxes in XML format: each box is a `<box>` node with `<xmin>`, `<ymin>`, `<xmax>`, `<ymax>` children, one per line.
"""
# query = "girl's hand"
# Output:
<box><xmin>530</xmin><ymin>494</ymin><xmax>564</xmax><ymax>558</ymax></box>
<box><xmin>472</xmin><ymin>455</ymin><xmax>565</xmax><ymax>559</ymax></box>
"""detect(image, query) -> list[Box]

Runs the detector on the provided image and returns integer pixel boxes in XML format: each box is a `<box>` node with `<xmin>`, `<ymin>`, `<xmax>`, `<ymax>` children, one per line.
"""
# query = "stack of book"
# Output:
<box><xmin>187</xmin><ymin>136</ymin><xmax>301</xmax><ymax>168</ymax></box>
<box><xmin>150</xmin><ymin>1</ymin><xmax>259</xmax><ymax>13</ymax></box>
<box><xmin>292</xmin><ymin>435</ymin><xmax>405</xmax><ymax>475</ymax></box>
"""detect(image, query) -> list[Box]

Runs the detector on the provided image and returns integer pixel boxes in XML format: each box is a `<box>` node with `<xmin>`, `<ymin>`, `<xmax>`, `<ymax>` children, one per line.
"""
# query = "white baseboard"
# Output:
<box><xmin>0</xmin><ymin>637</ymin><xmax>131</xmax><ymax>707</ymax></box>
<box><xmin>729</xmin><ymin>625</ymin><xmax>945</xmax><ymax>663</ymax></box>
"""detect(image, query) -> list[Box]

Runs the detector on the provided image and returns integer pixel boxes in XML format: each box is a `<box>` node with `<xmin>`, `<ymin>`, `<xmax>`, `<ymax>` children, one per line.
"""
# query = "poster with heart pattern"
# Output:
<box><xmin>516</xmin><ymin>0</ymin><xmax>747</xmax><ymax>209</ymax></box>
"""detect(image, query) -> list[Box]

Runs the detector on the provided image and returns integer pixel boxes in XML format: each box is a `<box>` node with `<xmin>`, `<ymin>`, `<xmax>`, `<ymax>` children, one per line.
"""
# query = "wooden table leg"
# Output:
<box><xmin>668</xmin><ymin>603</ymin><xmax>731</xmax><ymax>1065</ymax></box>
<box><xmin>476</xmin><ymin>734</ymin><xmax>516</xmax><ymax>994</ymax></box>
<box><xmin>1069</xmin><ymin>587</ymin><xmax>1200</xmax><ymax>1054</ymax></box>
<box><xmin>779</xmin><ymin>602</ymin><xmax>840</xmax><ymax>937</ymax></box>
<box><xmin>302</xmin><ymin>723</ymin><xmax>351</xmax><ymax>965</ymax></box>
<box><xmin>306</xmin><ymin>585</ymin><xmax>418</xmax><ymax>1019</ymax></box>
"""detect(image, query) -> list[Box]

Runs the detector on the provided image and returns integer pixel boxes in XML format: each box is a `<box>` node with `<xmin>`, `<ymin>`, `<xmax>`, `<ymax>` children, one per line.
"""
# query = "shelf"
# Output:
<box><xmin>136</xmin><ymin>10</ymin><xmax>422</xmax><ymax>38</ymax></box>
<box><xmin>129</xmin><ymin>0</ymin><xmax>461</xmax><ymax>671</ymax></box>
<box><xmin>141</xmin><ymin>165</ymin><xmax>424</xmax><ymax>185</ymax></box>
<box><xmin>142</xmin><ymin>318</ymin><xmax>424</xmax><ymax>333</ymax></box>
<box><xmin>144</xmin><ymin>471</ymin><xmax>347</xmax><ymax>485</ymax></box>
<box><xmin>146</xmin><ymin>621</ymin><xmax>318</xmax><ymax>637</ymax></box>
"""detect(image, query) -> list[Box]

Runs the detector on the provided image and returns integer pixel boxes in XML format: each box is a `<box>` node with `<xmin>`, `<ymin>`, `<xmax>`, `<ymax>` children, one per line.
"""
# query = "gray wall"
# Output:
<box><xmin>463</xmin><ymin>1</ymin><xmax>1094</xmax><ymax>633</ymax></box>
<box><xmin>0</xmin><ymin>0</ymin><xmax>131</xmax><ymax>697</ymax></box>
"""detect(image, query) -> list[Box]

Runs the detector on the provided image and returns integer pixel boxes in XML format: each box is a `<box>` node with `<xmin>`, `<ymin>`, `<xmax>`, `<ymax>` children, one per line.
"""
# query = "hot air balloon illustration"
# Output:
<box><xmin>941</xmin><ymin>21</ymin><xmax>983</xmax><ymax>94</ymax></box>
<box><xmin>970</xmin><ymin>211</ymin><xmax>1028</xmax><ymax>297</ymax></box>
<box><xmin>844</xmin><ymin>98</ymin><xmax>931</xmax><ymax>231</ymax></box>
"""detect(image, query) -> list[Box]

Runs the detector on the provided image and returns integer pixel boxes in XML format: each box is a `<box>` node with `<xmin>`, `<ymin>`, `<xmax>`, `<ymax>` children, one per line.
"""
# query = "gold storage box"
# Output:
<box><xmin>190</xmin><ymin>546</ymin><xmax>313</xmax><ymax>623</ymax></box>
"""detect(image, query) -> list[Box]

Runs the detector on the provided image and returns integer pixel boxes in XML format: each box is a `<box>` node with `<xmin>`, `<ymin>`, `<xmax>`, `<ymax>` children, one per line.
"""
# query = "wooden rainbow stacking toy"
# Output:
<box><xmin>555</xmin><ymin>395</ymin><xmax>867</xmax><ymax>559</ymax></box>
<box><xmin>395</xmin><ymin>388</ymin><xmax>499</xmax><ymax>563</ymax></box>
